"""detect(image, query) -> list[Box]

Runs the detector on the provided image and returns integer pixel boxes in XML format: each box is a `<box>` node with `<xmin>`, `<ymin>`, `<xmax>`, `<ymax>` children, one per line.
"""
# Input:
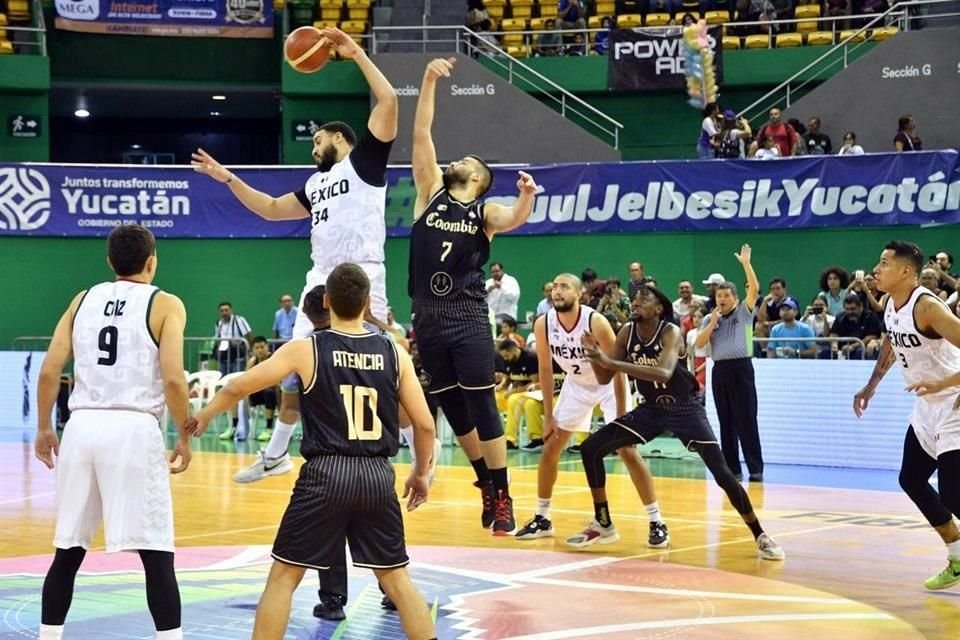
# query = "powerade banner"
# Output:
<box><xmin>609</xmin><ymin>26</ymin><xmax>723</xmax><ymax>91</ymax></box>
<box><xmin>0</xmin><ymin>152</ymin><xmax>957</xmax><ymax>238</ymax></box>
<box><xmin>53</xmin><ymin>0</ymin><xmax>273</xmax><ymax>38</ymax></box>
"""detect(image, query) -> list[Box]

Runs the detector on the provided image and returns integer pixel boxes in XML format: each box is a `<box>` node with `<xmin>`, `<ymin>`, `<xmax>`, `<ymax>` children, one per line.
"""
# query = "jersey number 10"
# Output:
<box><xmin>339</xmin><ymin>385</ymin><xmax>383</xmax><ymax>441</ymax></box>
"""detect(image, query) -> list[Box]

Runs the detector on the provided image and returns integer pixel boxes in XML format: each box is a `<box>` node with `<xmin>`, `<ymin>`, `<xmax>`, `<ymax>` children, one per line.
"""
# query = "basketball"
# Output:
<box><xmin>284</xmin><ymin>26</ymin><xmax>332</xmax><ymax>74</ymax></box>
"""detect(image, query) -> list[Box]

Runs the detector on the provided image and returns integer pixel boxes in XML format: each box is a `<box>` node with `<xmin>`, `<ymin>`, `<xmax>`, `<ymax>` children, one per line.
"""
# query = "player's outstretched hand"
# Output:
<box><xmin>34</xmin><ymin>429</ymin><xmax>59</xmax><ymax>470</ymax></box>
<box><xmin>191</xmin><ymin>148</ymin><xmax>233</xmax><ymax>184</ymax></box>
<box><xmin>853</xmin><ymin>385</ymin><xmax>874</xmax><ymax>418</ymax></box>
<box><xmin>581</xmin><ymin>331</ymin><xmax>609</xmax><ymax>367</ymax></box>
<box><xmin>403</xmin><ymin>472</ymin><xmax>429</xmax><ymax>512</ymax></box>
<box><xmin>906</xmin><ymin>379</ymin><xmax>948</xmax><ymax>397</ymax></box>
<box><xmin>169</xmin><ymin>439</ymin><xmax>192</xmax><ymax>474</ymax></box>
<box><xmin>425</xmin><ymin>57</ymin><xmax>455</xmax><ymax>81</ymax></box>
<box><xmin>516</xmin><ymin>171</ymin><xmax>538</xmax><ymax>196</ymax></box>
<box><xmin>318</xmin><ymin>27</ymin><xmax>361</xmax><ymax>60</ymax></box>
<box><xmin>183</xmin><ymin>414</ymin><xmax>210</xmax><ymax>437</ymax></box>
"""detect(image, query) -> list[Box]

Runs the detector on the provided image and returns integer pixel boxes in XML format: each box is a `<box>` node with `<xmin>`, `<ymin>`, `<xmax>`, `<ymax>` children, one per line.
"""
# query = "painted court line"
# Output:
<box><xmin>0</xmin><ymin>491</ymin><xmax>55</xmax><ymax>506</ymax></box>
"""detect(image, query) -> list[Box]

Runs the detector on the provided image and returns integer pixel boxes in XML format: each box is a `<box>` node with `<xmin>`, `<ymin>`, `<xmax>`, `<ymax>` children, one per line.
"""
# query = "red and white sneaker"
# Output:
<box><xmin>565</xmin><ymin>520</ymin><xmax>620</xmax><ymax>549</ymax></box>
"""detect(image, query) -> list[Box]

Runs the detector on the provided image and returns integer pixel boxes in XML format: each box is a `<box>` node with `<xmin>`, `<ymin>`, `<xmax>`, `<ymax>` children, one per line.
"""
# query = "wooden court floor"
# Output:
<box><xmin>2</xmin><ymin>439</ymin><xmax>959</xmax><ymax>639</ymax></box>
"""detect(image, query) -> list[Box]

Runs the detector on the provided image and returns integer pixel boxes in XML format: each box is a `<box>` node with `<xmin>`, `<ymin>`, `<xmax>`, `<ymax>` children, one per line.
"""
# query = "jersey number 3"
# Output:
<box><xmin>339</xmin><ymin>385</ymin><xmax>383</xmax><ymax>440</ymax></box>
<box><xmin>97</xmin><ymin>326</ymin><xmax>118</xmax><ymax>366</ymax></box>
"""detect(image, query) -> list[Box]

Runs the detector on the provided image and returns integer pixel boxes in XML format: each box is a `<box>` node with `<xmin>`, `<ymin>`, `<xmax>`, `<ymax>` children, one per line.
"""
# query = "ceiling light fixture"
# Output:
<box><xmin>212</xmin><ymin>95</ymin><xmax>227</xmax><ymax>101</ymax></box>
<box><xmin>131</xmin><ymin>144</ymin><xmax>142</xmax><ymax>149</ymax></box>
<box><xmin>210</xmin><ymin>111</ymin><xmax>221</xmax><ymax>116</ymax></box>
<box><xmin>74</xmin><ymin>108</ymin><xmax>90</xmax><ymax>118</ymax></box>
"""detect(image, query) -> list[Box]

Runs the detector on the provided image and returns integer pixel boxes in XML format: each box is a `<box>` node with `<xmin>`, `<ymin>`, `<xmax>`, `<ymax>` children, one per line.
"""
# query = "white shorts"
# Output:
<box><xmin>292</xmin><ymin>262</ymin><xmax>388</xmax><ymax>339</ymax></box>
<box><xmin>54</xmin><ymin>410</ymin><xmax>174</xmax><ymax>553</ymax></box>
<box><xmin>910</xmin><ymin>397</ymin><xmax>960</xmax><ymax>459</ymax></box>
<box><xmin>554</xmin><ymin>378</ymin><xmax>618</xmax><ymax>432</ymax></box>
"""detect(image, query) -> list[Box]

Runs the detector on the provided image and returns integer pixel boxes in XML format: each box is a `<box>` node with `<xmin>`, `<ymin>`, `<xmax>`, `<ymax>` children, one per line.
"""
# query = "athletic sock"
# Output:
<box><xmin>39</xmin><ymin>625</ymin><xmax>63</xmax><ymax>640</ymax></box>
<box><xmin>645</xmin><ymin>501</ymin><xmax>662</xmax><ymax>524</ymax></box>
<box><xmin>264</xmin><ymin>420</ymin><xmax>295</xmax><ymax>459</ymax></box>
<box><xmin>594</xmin><ymin>501</ymin><xmax>612</xmax><ymax>528</ymax></box>
<box><xmin>746</xmin><ymin>519</ymin><xmax>764</xmax><ymax>540</ymax></box>
<box><xmin>265</xmin><ymin>417</ymin><xmax>274</xmax><ymax>430</ymax></box>
<box><xmin>400</xmin><ymin>426</ymin><xmax>415</xmax><ymax>457</ymax></box>
<box><xmin>156</xmin><ymin>629</ymin><xmax>183</xmax><ymax>640</ymax></box>
<box><xmin>490</xmin><ymin>467</ymin><xmax>510</xmax><ymax>496</ymax></box>
<box><xmin>470</xmin><ymin>457</ymin><xmax>491</xmax><ymax>484</ymax></box>
<box><xmin>536</xmin><ymin>498</ymin><xmax>552</xmax><ymax>519</ymax></box>
<box><xmin>946</xmin><ymin>539</ymin><xmax>960</xmax><ymax>560</ymax></box>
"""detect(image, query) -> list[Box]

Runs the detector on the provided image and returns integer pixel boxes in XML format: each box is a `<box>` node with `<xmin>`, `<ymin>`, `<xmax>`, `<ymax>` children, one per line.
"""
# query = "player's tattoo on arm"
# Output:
<box><xmin>866</xmin><ymin>335</ymin><xmax>895</xmax><ymax>390</ymax></box>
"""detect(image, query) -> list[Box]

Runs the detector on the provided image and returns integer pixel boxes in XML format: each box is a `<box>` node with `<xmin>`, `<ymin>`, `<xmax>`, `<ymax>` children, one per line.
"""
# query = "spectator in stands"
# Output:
<box><xmin>596</xmin><ymin>278</ymin><xmax>631</xmax><ymax>330</ymax></box>
<box><xmin>475</xmin><ymin>19</ymin><xmax>500</xmax><ymax>55</ymax></box>
<box><xmin>566</xmin><ymin>33</ymin><xmax>588</xmax><ymax>55</ymax></box>
<box><xmin>581</xmin><ymin>268</ymin><xmax>602</xmax><ymax>306</ymax></box>
<box><xmin>772</xmin><ymin>0</ymin><xmax>796</xmax><ymax>30</ymax></box>
<box><xmin>848</xmin><ymin>269</ymin><xmax>885</xmax><ymax>313</ymax></box>
<box><xmin>747</xmin><ymin>0</ymin><xmax>779</xmax><ymax>33</ymax></box>
<box><xmin>755</xmin><ymin>277</ymin><xmax>800</xmax><ymax>339</ymax></box>
<box><xmin>681</xmin><ymin>12</ymin><xmax>698</xmax><ymax>26</ymax></box>
<box><xmin>495</xmin><ymin>339</ymin><xmax>539</xmax><ymax>449</ymax></box>
<box><xmin>750</xmin><ymin>107</ymin><xmax>799</xmax><ymax>157</ymax></box>
<box><xmin>214</xmin><ymin>301</ymin><xmax>252</xmax><ymax>440</ymax></box>
<box><xmin>837</xmin><ymin>130</ymin><xmax>865</xmax><ymax>155</ymax></box>
<box><xmin>830</xmin><ymin>293</ymin><xmax>882</xmax><ymax>359</ymax></box>
<box><xmin>702</xmin><ymin>272</ymin><xmax>725</xmax><ymax>312</ymax></box>
<box><xmin>673</xmin><ymin>280</ymin><xmax>708</xmax><ymax>321</ymax></box>
<box><xmin>715</xmin><ymin>110</ymin><xmax>752</xmax><ymax>158</ymax></box>
<box><xmin>817</xmin><ymin>265</ymin><xmax>850</xmax><ymax>316</ymax></box>
<box><xmin>858</xmin><ymin>0</ymin><xmax>888</xmax><ymax>25</ymax></box>
<box><xmin>863</xmin><ymin>271</ymin><xmax>885</xmax><ymax>308</ymax></box>
<box><xmin>824</xmin><ymin>0</ymin><xmax>851</xmax><ymax>30</ymax></box>
<box><xmin>894</xmin><ymin>114</ymin><xmax>922</xmax><ymax>152</ymax></box>
<box><xmin>536</xmin><ymin>18</ymin><xmax>564</xmax><ymax>56</ymax></box>
<box><xmin>801</xmin><ymin>296</ymin><xmax>835</xmax><ymax>358</ymax></box>
<box><xmin>616</xmin><ymin>0</ymin><xmax>645</xmax><ymax>17</ymax></box>
<box><xmin>803</xmin><ymin>116</ymin><xmax>833</xmax><ymax>155</ymax></box>
<box><xmin>247</xmin><ymin>336</ymin><xmax>278</xmax><ymax>442</ymax></box>
<box><xmin>697</xmin><ymin>102</ymin><xmax>721</xmax><ymax>159</ymax></box>
<box><xmin>920</xmin><ymin>267</ymin><xmax>951</xmax><ymax>301</ymax></box>
<box><xmin>681</xmin><ymin>298</ymin><xmax>706</xmax><ymax>337</ymax></box>
<box><xmin>767</xmin><ymin>300</ymin><xmax>817</xmax><ymax>358</ymax></box>
<box><xmin>272</xmin><ymin>293</ymin><xmax>297</xmax><ymax>342</ymax></box>
<box><xmin>627</xmin><ymin>262</ymin><xmax>648</xmax><ymax>300</ymax></box>
<box><xmin>558</xmin><ymin>0</ymin><xmax>587</xmax><ymax>30</ymax></box>
<box><xmin>931</xmin><ymin>251</ymin><xmax>958</xmax><ymax>294</ymax></box>
<box><xmin>467</xmin><ymin>0</ymin><xmax>490</xmax><ymax>30</ymax></box>
<box><xmin>497</xmin><ymin>314</ymin><xmax>526</xmax><ymax>348</ymax></box>
<box><xmin>686</xmin><ymin>308</ymin><xmax>709</xmax><ymax>396</ymax></box>
<box><xmin>592</xmin><ymin>16</ymin><xmax>612</xmax><ymax>55</ymax></box>
<box><xmin>486</xmin><ymin>261</ymin><xmax>521</xmax><ymax>319</ymax></box>
<box><xmin>536</xmin><ymin>281</ymin><xmax>554</xmax><ymax>315</ymax></box>
<box><xmin>754</xmin><ymin>135</ymin><xmax>781</xmax><ymax>160</ymax></box>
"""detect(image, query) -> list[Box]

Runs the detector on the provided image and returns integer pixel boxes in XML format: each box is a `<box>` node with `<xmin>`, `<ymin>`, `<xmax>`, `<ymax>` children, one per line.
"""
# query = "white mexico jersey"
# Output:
<box><xmin>545</xmin><ymin>305</ymin><xmax>602</xmax><ymax>386</ymax></box>
<box><xmin>884</xmin><ymin>286</ymin><xmax>960</xmax><ymax>403</ymax></box>
<box><xmin>70</xmin><ymin>281</ymin><xmax>165</xmax><ymax>419</ymax></box>
<box><xmin>303</xmin><ymin>153</ymin><xmax>387</xmax><ymax>271</ymax></box>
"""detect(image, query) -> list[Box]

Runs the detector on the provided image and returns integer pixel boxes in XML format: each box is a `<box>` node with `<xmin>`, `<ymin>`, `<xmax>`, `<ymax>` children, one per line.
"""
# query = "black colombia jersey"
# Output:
<box><xmin>299</xmin><ymin>329</ymin><xmax>400</xmax><ymax>459</ymax></box>
<box><xmin>408</xmin><ymin>188</ymin><xmax>490</xmax><ymax>304</ymax></box>
<box><xmin>626</xmin><ymin>321</ymin><xmax>699</xmax><ymax>405</ymax></box>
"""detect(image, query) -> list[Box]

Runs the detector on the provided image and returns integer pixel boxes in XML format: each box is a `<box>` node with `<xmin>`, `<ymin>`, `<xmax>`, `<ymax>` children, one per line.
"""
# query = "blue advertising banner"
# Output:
<box><xmin>0</xmin><ymin>151</ymin><xmax>957</xmax><ymax>239</ymax></box>
<box><xmin>53</xmin><ymin>0</ymin><xmax>273</xmax><ymax>38</ymax></box>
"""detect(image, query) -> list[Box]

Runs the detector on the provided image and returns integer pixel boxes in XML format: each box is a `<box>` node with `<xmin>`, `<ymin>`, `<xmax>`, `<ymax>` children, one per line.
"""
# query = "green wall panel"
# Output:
<box><xmin>0</xmin><ymin>54</ymin><xmax>51</xmax><ymax>91</ymax></box>
<box><xmin>3</xmin><ymin>225</ymin><xmax>957</xmax><ymax>347</ymax></box>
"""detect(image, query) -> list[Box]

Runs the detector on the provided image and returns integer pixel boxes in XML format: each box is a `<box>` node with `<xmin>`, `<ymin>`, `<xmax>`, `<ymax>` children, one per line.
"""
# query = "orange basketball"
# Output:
<box><xmin>284</xmin><ymin>26</ymin><xmax>332</xmax><ymax>74</ymax></box>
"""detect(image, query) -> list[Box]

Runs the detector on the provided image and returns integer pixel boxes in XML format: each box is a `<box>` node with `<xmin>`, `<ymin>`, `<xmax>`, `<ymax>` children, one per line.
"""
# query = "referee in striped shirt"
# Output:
<box><xmin>695</xmin><ymin>244</ymin><xmax>765</xmax><ymax>482</ymax></box>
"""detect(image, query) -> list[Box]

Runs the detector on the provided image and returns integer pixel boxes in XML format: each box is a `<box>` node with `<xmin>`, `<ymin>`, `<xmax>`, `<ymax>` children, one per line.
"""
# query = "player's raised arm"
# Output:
<box><xmin>191</xmin><ymin>148</ymin><xmax>309</xmax><ymax>221</ymax></box>
<box><xmin>319</xmin><ymin>27</ymin><xmax>397</xmax><ymax>143</ymax></box>
<box><xmin>736</xmin><ymin>244</ymin><xmax>760</xmax><ymax>313</ymax></box>
<box><xmin>397</xmin><ymin>346</ymin><xmax>437</xmax><ymax>511</ymax></box>
<box><xmin>34</xmin><ymin>291</ymin><xmax>84</xmax><ymax>469</ymax></box>
<box><xmin>412</xmin><ymin>57</ymin><xmax>451</xmax><ymax>214</ymax></box>
<box><xmin>483</xmin><ymin>171</ymin><xmax>538</xmax><ymax>236</ymax></box>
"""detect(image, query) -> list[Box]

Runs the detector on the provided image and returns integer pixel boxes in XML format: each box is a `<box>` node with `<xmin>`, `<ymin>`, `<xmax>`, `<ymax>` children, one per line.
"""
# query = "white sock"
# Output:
<box><xmin>264</xmin><ymin>420</ymin><xmax>296</xmax><ymax>459</ymax></box>
<box><xmin>156</xmin><ymin>629</ymin><xmax>183</xmax><ymax>640</ymax></box>
<box><xmin>536</xmin><ymin>497</ymin><xmax>551</xmax><ymax>519</ymax></box>
<box><xmin>39</xmin><ymin>624</ymin><xmax>63</xmax><ymax>640</ymax></box>
<box><xmin>947</xmin><ymin>539</ymin><xmax>960</xmax><ymax>560</ymax></box>
<box><xmin>645</xmin><ymin>501</ymin><xmax>662</xmax><ymax>524</ymax></box>
<box><xmin>400</xmin><ymin>426</ymin><xmax>415</xmax><ymax>462</ymax></box>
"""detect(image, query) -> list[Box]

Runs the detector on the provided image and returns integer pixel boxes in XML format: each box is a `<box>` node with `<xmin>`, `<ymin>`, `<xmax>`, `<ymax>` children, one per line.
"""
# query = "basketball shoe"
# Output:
<box><xmin>515</xmin><ymin>515</ymin><xmax>554</xmax><ymax>539</ymax></box>
<box><xmin>492</xmin><ymin>490</ymin><xmax>516</xmax><ymax>536</ymax></box>
<box><xmin>566</xmin><ymin>520</ymin><xmax>619</xmax><ymax>548</ymax></box>
<box><xmin>648</xmin><ymin>521</ymin><xmax>670</xmax><ymax>548</ymax></box>
<box><xmin>233</xmin><ymin>449</ymin><xmax>294</xmax><ymax>483</ymax></box>
<box><xmin>925</xmin><ymin>557</ymin><xmax>960</xmax><ymax>590</ymax></box>
<box><xmin>474</xmin><ymin>480</ymin><xmax>496</xmax><ymax>528</ymax></box>
<box><xmin>757</xmin><ymin>533</ymin><xmax>785</xmax><ymax>561</ymax></box>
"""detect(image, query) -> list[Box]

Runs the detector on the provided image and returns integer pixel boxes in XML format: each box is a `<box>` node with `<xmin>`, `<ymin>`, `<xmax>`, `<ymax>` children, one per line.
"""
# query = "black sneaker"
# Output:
<box><xmin>522</xmin><ymin>439</ymin><xmax>544</xmax><ymax>452</ymax></box>
<box><xmin>749</xmin><ymin>473</ymin><xmax>764</xmax><ymax>483</ymax></box>
<box><xmin>506</xmin><ymin>440</ymin><xmax>519</xmax><ymax>450</ymax></box>
<box><xmin>312</xmin><ymin>593</ymin><xmax>346</xmax><ymax>621</ymax></box>
<box><xmin>380</xmin><ymin>594</ymin><xmax>397</xmax><ymax>611</ymax></box>
<box><xmin>566</xmin><ymin>444</ymin><xmax>582</xmax><ymax>454</ymax></box>
<box><xmin>492</xmin><ymin>490</ymin><xmax>516</xmax><ymax>536</ymax></box>
<box><xmin>647</xmin><ymin>521</ymin><xmax>670</xmax><ymax>548</ymax></box>
<box><xmin>474</xmin><ymin>480</ymin><xmax>496</xmax><ymax>529</ymax></box>
<box><xmin>515</xmin><ymin>514</ymin><xmax>554</xmax><ymax>539</ymax></box>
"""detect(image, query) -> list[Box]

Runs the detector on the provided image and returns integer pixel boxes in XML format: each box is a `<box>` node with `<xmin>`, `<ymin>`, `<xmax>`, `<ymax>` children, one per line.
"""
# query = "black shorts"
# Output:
<box><xmin>611</xmin><ymin>400</ymin><xmax>719</xmax><ymax>450</ymax></box>
<box><xmin>249</xmin><ymin>388</ymin><xmax>277</xmax><ymax>410</ymax></box>
<box><xmin>272</xmin><ymin>455</ymin><xmax>408</xmax><ymax>571</ymax></box>
<box><xmin>412</xmin><ymin>302</ymin><xmax>495</xmax><ymax>393</ymax></box>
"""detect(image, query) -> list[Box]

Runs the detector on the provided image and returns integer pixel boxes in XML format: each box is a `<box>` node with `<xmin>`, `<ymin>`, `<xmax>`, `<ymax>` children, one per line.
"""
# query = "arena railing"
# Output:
<box><xmin>753</xmin><ymin>336</ymin><xmax>869</xmax><ymax>359</ymax></box>
<box><xmin>737</xmin><ymin>0</ymin><xmax>960</xmax><ymax>123</ymax></box>
<box><xmin>1</xmin><ymin>0</ymin><xmax>47</xmax><ymax>56</ymax></box>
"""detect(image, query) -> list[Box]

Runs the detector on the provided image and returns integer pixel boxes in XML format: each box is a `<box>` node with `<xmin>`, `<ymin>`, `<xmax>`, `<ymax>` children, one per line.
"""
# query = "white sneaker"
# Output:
<box><xmin>565</xmin><ymin>520</ymin><xmax>619</xmax><ymax>548</ymax></box>
<box><xmin>427</xmin><ymin>438</ymin><xmax>442</xmax><ymax>487</ymax></box>
<box><xmin>757</xmin><ymin>532</ymin><xmax>785</xmax><ymax>561</ymax></box>
<box><xmin>232</xmin><ymin>450</ymin><xmax>293</xmax><ymax>483</ymax></box>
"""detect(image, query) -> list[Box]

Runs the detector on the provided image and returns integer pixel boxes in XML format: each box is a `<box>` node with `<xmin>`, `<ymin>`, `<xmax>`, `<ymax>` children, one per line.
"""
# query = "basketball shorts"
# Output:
<box><xmin>412</xmin><ymin>303</ymin><xmax>495</xmax><ymax>393</ymax></box>
<box><xmin>554</xmin><ymin>377</ymin><xmax>618</xmax><ymax>433</ymax></box>
<box><xmin>910</xmin><ymin>396</ymin><xmax>960</xmax><ymax>459</ymax></box>
<box><xmin>291</xmin><ymin>262</ymin><xmax>388</xmax><ymax>341</ymax></box>
<box><xmin>54</xmin><ymin>409</ymin><xmax>173</xmax><ymax>553</ymax></box>
<box><xmin>611</xmin><ymin>400</ymin><xmax>719</xmax><ymax>449</ymax></box>
<box><xmin>272</xmin><ymin>455</ymin><xmax>408</xmax><ymax>571</ymax></box>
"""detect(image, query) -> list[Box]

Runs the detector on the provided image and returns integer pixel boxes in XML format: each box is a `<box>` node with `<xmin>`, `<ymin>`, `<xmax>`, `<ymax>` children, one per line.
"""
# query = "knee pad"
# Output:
<box><xmin>434</xmin><ymin>388</ymin><xmax>474</xmax><ymax>437</ymax></box>
<box><xmin>463</xmin><ymin>388</ymin><xmax>504</xmax><ymax>441</ymax></box>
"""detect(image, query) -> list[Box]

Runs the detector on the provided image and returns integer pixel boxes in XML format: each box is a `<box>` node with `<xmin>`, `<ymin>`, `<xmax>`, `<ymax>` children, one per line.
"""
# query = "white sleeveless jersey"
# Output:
<box><xmin>70</xmin><ymin>281</ymin><xmax>165</xmax><ymax>419</ymax></box>
<box><xmin>304</xmin><ymin>153</ymin><xmax>386</xmax><ymax>270</ymax></box>
<box><xmin>884</xmin><ymin>286</ymin><xmax>960</xmax><ymax>403</ymax></box>
<box><xmin>545</xmin><ymin>305</ymin><xmax>601</xmax><ymax>386</ymax></box>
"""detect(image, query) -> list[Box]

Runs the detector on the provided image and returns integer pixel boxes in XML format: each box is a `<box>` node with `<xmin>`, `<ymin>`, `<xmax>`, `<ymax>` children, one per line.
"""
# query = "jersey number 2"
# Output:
<box><xmin>97</xmin><ymin>326</ymin><xmax>118</xmax><ymax>366</ymax></box>
<box><xmin>340</xmin><ymin>385</ymin><xmax>383</xmax><ymax>440</ymax></box>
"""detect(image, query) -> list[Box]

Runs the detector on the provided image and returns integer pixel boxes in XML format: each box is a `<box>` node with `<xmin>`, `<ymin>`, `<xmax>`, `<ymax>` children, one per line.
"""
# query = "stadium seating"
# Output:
<box><xmin>510</xmin><ymin>0</ymin><xmax>535</xmax><ymax>19</ymax></box>
<box><xmin>744</xmin><ymin>34</ymin><xmax>770</xmax><ymax>48</ymax></box>
<box><xmin>346</xmin><ymin>0</ymin><xmax>371</xmax><ymax>21</ymax></box>
<box><xmin>312</xmin><ymin>19</ymin><xmax>339</xmax><ymax>30</ymax></box>
<box><xmin>839</xmin><ymin>29</ymin><xmax>867</xmax><ymax>42</ymax></box>
<box><xmin>806</xmin><ymin>31</ymin><xmax>834</xmax><ymax>45</ymax></box>
<box><xmin>796</xmin><ymin>20</ymin><xmax>818</xmax><ymax>33</ymax></box>
<box><xmin>646</xmin><ymin>13</ymin><xmax>671</xmax><ymax>26</ymax></box>
<box><xmin>538</xmin><ymin>3</ymin><xmax>558</xmax><ymax>18</ymax></box>
<box><xmin>776</xmin><ymin>33</ymin><xmax>803</xmax><ymax>47</ymax></box>
<box><xmin>319</xmin><ymin>0</ymin><xmax>342</xmax><ymax>22</ymax></box>
<box><xmin>0</xmin><ymin>40</ymin><xmax>11</xmax><ymax>55</ymax></box>
<box><xmin>506</xmin><ymin>44</ymin><xmax>529</xmax><ymax>57</ymax></box>
<box><xmin>722</xmin><ymin>35</ymin><xmax>741</xmax><ymax>49</ymax></box>
<box><xmin>340</xmin><ymin>20</ymin><xmax>367</xmax><ymax>34</ymax></box>
<box><xmin>595</xmin><ymin>1</ymin><xmax>616</xmax><ymax>17</ymax></box>
<box><xmin>530</xmin><ymin>17</ymin><xmax>550</xmax><ymax>30</ymax></box>
<box><xmin>705</xmin><ymin>10</ymin><xmax>727</xmax><ymax>25</ymax></box>
<box><xmin>616</xmin><ymin>14</ymin><xmax>642</xmax><ymax>28</ymax></box>
<box><xmin>871</xmin><ymin>26</ymin><xmax>899</xmax><ymax>40</ymax></box>
<box><xmin>794</xmin><ymin>4</ymin><xmax>821</xmax><ymax>19</ymax></box>
<box><xmin>502</xmin><ymin>33</ymin><xmax>525</xmax><ymax>45</ymax></box>
<box><xmin>501</xmin><ymin>17</ymin><xmax>527</xmax><ymax>31</ymax></box>
<box><xmin>7</xmin><ymin>0</ymin><xmax>29</xmax><ymax>21</ymax></box>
